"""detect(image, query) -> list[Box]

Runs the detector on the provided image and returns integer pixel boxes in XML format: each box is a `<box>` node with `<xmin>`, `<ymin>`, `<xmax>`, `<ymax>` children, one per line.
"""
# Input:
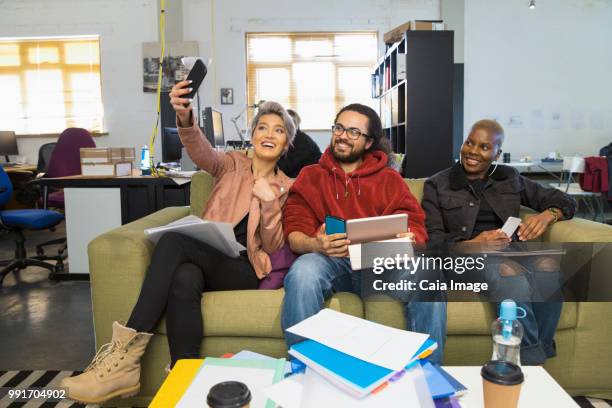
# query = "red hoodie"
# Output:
<box><xmin>283</xmin><ymin>148</ymin><xmax>428</xmax><ymax>244</ymax></box>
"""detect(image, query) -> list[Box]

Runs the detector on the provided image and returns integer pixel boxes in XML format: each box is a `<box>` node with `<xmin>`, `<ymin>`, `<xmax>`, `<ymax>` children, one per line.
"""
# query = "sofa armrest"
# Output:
<box><xmin>189</xmin><ymin>171</ymin><xmax>214</xmax><ymax>217</ymax></box>
<box><xmin>544</xmin><ymin>216</ymin><xmax>612</xmax><ymax>243</ymax></box>
<box><xmin>88</xmin><ymin>206</ymin><xmax>190</xmax><ymax>346</ymax></box>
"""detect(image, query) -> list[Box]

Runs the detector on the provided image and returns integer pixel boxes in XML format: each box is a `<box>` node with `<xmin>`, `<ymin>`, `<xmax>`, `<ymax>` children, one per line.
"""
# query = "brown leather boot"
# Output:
<box><xmin>60</xmin><ymin>321</ymin><xmax>152</xmax><ymax>404</ymax></box>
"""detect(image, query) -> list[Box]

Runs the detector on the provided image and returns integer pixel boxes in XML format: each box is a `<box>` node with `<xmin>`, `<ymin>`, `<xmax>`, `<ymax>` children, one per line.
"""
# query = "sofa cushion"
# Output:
<box><xmin>364</xmin><ymin>298</ymin><xmax>577</xmax><ymax>335</ymax></box>
<box><xmin>154</xmin><ymin>289</ymin><xmax>577</xmax><ymax>337</ymax></box>
<box><xmin>154</xmin><ymin>290</ymin><xmax>363</xmax><ymax>337</ymax></box>
<box><xmin>405</xmin><ymin>179</ymin><xmax>425</xmax><ymax>203</ymax></box>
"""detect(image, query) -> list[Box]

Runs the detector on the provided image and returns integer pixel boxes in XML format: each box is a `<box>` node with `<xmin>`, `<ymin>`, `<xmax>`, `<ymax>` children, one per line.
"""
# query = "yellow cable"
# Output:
<box><xmin>148</xmin><ymin>0</ymin><xmax>166</xmax><ymax>177</ymax></box>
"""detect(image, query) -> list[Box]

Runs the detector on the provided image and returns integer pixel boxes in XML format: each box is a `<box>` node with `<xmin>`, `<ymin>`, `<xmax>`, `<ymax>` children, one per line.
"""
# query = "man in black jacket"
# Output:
<box><xmin>277</xmin><ymin>109</ymin><xmax>322</xmax><ymax>178</ymax></box>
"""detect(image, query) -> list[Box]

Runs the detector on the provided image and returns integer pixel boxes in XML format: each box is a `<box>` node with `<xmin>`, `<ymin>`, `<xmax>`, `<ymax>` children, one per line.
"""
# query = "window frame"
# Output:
<box><xmin>245</xmin><ymin>31</ymin><xmax>378</xmax><ymax>131</ymax></box>
<box><xmin>0</xmin><ymin>35</ymin><xmax>105</xmax><ymax>136</ymax></box>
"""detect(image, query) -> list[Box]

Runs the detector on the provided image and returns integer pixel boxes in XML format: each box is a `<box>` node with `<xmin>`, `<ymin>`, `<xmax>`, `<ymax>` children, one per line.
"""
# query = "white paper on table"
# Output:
<box><xmin>286</xmin><ymin>308</ymin><xmax>429</xmax><ymax>371</ymax></box>
<box><xmin>232</xmin><ymin>350</ymin><xmax>292</xmax><ymax>375</ymax></box>
<box><xmin>299</xmin><ymin>365</ymin><xmax>434</xmax><ymax>408</ymax></box>
<box><xmin>176</xmin><ymin>364</ymin><xmax>276</xmax><ymax>408</ymax></box>
<box><xmin>262</xmin><ymin>374</ymin><xmax>305</xmax><ymax>408</ymax></box>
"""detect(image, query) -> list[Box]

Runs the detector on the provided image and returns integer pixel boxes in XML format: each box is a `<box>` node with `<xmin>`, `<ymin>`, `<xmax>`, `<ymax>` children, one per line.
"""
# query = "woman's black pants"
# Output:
<box><xmin>126</xmin><ymin>231</ymin><xmax>258</xmax><ymax>365</ymax></box>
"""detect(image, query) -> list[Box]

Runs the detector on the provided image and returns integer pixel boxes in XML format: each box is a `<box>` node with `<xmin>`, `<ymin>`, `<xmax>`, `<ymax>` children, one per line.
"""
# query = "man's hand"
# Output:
<box><xmin>314</xmin><ymin>224</ymin><xmax>350</xmax><ymax>257</ymax></box>
<box><xmin>169</xmin><ymin>80</ymin><xmax>193</xmax><ymax>127</ymax></box>
<box><xmin>518</xmin><ymin>212</ymin><xmax>555</xmax><ymax>241</ymax></box>
<box><xmin>252</xmin><ymin>177</ymin><xmax>276</xmax><ymax>202</ymax></box>
<box><xmin>468</xmin><ymin>229</ymin><xmax>510</xmax><ymax>251</ymax></box>
<box><xmin>396</xmin><ymin>228</ymin><xmax>415</xmax><ymax>242</ymax></box>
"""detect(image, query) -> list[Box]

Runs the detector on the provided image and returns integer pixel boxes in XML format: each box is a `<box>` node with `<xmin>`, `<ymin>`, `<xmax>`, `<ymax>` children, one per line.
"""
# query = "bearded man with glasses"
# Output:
<box><xmin>280</xmin><ymin>103</ymin><xmax>447</xmax><ymax>364</ymax></box>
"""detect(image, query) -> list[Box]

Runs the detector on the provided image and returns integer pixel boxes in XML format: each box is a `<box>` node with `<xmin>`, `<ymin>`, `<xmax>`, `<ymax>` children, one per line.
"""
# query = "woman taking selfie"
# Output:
<box><xmin>60</xmin><ymin>81</ymin><xmax>295</xmax><ymax>404</ymax></box>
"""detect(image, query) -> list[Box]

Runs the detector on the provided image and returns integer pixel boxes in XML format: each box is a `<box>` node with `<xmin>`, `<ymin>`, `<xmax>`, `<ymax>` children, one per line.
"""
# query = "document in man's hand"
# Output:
<box><xmin>348</xmin><ymin>236</ymin><xmax>414</xmax><ymax>270</ymax></box>
<box><xmin>144</xmin><ymin>215</ymin><xmax>246</xmax><ymax>258</ymax></box>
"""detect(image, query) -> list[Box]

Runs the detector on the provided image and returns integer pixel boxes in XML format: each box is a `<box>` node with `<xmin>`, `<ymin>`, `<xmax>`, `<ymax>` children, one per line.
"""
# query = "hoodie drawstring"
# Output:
<box><xmin>332</xmin><ymin>170</ymin><xmax>361</xmax><ymax>199</ymax></box>
<box><xmin>332</xmin><ymin>168</ymin><xmax>339</xmax><ymax>200</ymax></box>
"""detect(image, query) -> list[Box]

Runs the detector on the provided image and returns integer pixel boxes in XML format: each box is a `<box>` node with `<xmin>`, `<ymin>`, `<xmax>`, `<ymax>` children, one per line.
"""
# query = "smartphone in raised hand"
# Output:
<box><xmin>183</xmin><ymin>59</ymin><xmax>207</xmax><ymax>102</ymax></box>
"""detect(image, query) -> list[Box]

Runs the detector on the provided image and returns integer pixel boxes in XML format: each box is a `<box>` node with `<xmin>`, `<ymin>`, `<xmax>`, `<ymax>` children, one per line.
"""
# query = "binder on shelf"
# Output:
<box><xmin>371</xmin><ymin>74</ymin><xmax>378</xmax><ymax>98</ymax></box>
<box><xmin>397</xmin><ymin>55</ymin><xmax>406</xmax><ymax>81</ymax></box>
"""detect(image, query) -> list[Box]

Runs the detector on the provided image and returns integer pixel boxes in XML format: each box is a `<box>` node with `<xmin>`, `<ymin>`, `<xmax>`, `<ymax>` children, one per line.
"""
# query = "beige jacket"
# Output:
<box><xmin>178</xmin><ymin>120</ymin><xmax>293</xmax><ymax>279</ymax></box>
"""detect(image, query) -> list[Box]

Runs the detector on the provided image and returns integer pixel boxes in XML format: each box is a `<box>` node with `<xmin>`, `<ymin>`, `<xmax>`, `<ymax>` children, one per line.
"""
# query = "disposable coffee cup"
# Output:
<box><xmin>207</xmin><ymin>381</ymin><xmax>251</xmax><ymax>408</ymax></box>
<box><xmin>481</xmin><ymin>360</ymin><xmax>524</xmax><ymax>408</ymax></box>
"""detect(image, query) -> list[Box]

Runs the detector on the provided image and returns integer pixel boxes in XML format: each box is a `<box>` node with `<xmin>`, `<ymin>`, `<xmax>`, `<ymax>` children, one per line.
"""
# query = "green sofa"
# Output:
<box><xmin>88</xmin><ymin>171</ymin><xmax>612</xmax><ymax>406</ymax></box>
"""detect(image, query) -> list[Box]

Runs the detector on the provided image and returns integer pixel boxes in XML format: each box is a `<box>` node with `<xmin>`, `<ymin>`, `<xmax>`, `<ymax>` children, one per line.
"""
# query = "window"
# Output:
<box><xmin>246</xmin><ymin>32</ymin><xmax>378</xmax><ymax>130</ymax></box>
<box><xmin>0</xmin><ymin>36</ymin><xmax>104</xmax><ymax>135</ymax></box>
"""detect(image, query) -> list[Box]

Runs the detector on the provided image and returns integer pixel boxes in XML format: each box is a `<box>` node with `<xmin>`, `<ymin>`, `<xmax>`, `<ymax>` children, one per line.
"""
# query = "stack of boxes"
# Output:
<box><xmin>383</xmin><ymin>20</ymin><xmax>446</xmax><ymax>45</ymax></box>
<box><xmin>80</xmin><ymin>147</ymin><xmax>136</xmax><ymax>177</ymax></box>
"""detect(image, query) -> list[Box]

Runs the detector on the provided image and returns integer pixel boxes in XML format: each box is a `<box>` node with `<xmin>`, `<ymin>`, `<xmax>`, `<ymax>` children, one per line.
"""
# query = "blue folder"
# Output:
<box><xmin>421</xmin><ymin>360</ymin><xmax>467</xmax><ymax>399</ymax></box>
<box><xmin>290</xmin><ymin>340</ymin><xmax>392</xmax><ymax>391</ymax></box>
<box><xmin>289</xmin><ymin>337</ymin><xmax>438</xmax><ymax>397</ymax></box>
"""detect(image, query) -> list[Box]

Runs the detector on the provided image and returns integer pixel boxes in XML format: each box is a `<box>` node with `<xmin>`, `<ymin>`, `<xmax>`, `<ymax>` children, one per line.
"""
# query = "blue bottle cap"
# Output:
<box><xmin>499</xmin><ymin>299</ymin><xmax>517</xmax><ymax>321</ymax></box>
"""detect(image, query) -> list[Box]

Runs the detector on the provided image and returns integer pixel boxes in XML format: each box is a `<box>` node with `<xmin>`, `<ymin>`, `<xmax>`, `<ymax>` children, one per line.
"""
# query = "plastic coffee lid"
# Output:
<box><xmin>481</xmin><ymin>360</ymin><xmax>524</xmax><ymax>386</ymax></box>
<box><xmin>207</xmin><ymin>381</ymin><xmax>252</xmax><ymax>408</ymax></box>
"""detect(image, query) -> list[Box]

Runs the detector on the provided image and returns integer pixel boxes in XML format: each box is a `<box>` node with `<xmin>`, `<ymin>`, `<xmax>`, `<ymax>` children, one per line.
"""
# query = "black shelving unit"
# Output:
<box><xmin>372</xmin><ymin>31</ymin><xmax>455</xmax><ymax>178</ymax></box>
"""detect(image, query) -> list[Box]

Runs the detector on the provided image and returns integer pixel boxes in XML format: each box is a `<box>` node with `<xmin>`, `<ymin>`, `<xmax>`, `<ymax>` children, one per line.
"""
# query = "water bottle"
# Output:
<box><xmin>140</xmin><ymin>145</ymin><xmax>151</xmax><ymax>175</ymax></box>
<box><xmin>491</xmin><ymin>299</ymin><xmax>526</xmax><ymax>365</ymax></box>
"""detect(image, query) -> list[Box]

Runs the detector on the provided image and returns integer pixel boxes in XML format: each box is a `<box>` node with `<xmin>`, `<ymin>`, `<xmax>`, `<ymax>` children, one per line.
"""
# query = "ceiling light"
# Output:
<box><xmin>529</xmin><ymin>0</ymin><xmax>536</xmax><ymax>9</ymax></box>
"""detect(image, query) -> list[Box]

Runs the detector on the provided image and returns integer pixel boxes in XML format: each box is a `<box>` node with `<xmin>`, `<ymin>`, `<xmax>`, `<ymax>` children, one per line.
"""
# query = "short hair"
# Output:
<box><xmin>334</xmin><ymin>103</ymin><xmax>391</xmax><ymax>155</ymax></box>
<box><xmin>469</xmin><ymin>119</ymin><xmax>505</xmax><ymax>148</ymax></box>
<box><xmin>287</xmin><ymin>109</ymin><xmax>301</xmax><ymax>129</ymax></box>
<box><xmin>249</xmin><ymin>101</ymin><xmax>296</xmax><ymax>149</ymax></box>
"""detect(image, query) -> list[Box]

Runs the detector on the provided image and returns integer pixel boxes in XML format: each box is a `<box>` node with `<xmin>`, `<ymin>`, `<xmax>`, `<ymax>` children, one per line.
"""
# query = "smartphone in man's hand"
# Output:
<box><xmin>325</xmin><ymin>215</ymin><xmax>346</xmax><ymax>235</ymax></box>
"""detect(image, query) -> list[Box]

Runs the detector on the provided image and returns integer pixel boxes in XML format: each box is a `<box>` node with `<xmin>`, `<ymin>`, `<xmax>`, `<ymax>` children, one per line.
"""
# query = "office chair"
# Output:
<box><xmin>37</xmin><ymin>142</ymin><xmax>57</xmax><ymax>174</ymax></box>
<box><xmin>1</xmin><ymin>164</ymin><xmax>65</xmax><ymax>287</ymax></box>
<box><xmin>551</xmin><ymin>156</ymin><xmax>605</xmax><ymax>221</ymax></box>
<box><xmin>36</xmin><ymin>129</ymin><xmax>95</xmax><ymax>259</ymax></box>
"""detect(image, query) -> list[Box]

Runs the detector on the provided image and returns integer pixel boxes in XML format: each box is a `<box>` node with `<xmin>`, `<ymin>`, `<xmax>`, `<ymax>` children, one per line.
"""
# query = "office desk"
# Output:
<box><xmin>504</xmin><ymin>160</ymin><xmax>563</xmax><ymax>174</ymax></box>
<box><xmin>3</xmin><ymin>163</ymin><xmax>37</xmax><ymax>174</ymax></box>
<box><xmin>35</xmin><ymin>174</ymin><xmax>191</xmax><ymax>274</ymax></box>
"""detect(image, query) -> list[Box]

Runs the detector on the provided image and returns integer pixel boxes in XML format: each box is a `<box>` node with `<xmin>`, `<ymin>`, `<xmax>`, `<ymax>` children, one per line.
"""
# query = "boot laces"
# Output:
<box><xmin>85</xmin><ymin>338</ymin><xmax>128</xmax><ymax>374</ymax></box>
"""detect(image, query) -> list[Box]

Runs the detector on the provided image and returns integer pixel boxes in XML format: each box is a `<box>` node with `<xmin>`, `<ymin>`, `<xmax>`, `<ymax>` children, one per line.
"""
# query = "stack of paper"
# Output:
<box><xmin>286</xmin><ymin>308</ymin><xmax>433</xmax><ymax>398</ymax></box>
<box><xmin>176</xmin><ymin>357</ymin><xmax>285</xmax><ymax>408</ymax></box>
<box><xmin>263</xmin><ymin>362</ymin><xmax>435</xmax><ymax>408</ymax></box>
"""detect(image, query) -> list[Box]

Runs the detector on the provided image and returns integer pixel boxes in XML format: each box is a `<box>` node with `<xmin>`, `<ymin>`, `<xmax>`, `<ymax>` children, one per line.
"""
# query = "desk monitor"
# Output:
<box><xmin>161</xmin><ymin>127</ymin><xmax>182</xmax><ymax>163</ymax></box>
<box><xmin>202</xmin><ymin>107</ymin><xmax>225</xmax><ymax>148</ymax></box>
<box><xmin>0</xmin><ymin>131</ymin><xmax>19</xmax><ymax>162</ymax></box>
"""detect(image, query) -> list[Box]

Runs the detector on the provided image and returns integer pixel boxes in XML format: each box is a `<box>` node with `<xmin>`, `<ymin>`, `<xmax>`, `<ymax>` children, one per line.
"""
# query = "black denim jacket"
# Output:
<box><xmin>422</xmin><ymin>162</ymin><xmax>577</xmax><ymax>246</ymax></box>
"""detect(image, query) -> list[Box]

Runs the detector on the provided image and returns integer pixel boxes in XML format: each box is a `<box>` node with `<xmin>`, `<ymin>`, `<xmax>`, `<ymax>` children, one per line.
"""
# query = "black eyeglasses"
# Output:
<box><xmin>331</xmin><ymin>123</ymin><xmax>369</xmax><ymax>140</ymax></box>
